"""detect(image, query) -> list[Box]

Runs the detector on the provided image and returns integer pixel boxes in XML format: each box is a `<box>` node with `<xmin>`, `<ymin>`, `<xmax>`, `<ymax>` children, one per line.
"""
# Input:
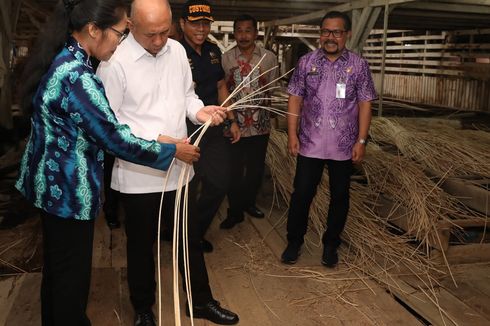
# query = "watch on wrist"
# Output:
<box><xmin>358</xmin><ymin>138</ymin><xmax>367</xmax><ymax>145</ymax></box>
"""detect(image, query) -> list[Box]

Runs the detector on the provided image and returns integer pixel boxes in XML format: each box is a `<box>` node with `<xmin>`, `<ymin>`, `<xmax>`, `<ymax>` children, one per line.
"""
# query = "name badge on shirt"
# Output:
<box><xmin>336</xmin><ymin>83</ymin><xmax>346</xmax><ymax>99</ymax></box>
<box><xmin>308</xmin><ymin>65</ymin><xmax>318</xmax><ymax>76</ymax></box>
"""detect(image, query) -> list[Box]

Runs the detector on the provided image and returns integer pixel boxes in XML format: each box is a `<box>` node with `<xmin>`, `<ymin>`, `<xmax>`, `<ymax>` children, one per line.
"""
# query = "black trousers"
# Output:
<box><xmin>40</xmin><ymin>211</ymin><xmax>94</xmax><ymax>326</ymax></box>
<box><xmin>286</xmin><ymin>155</ymin><xmax>352</xmax><ymax>248</ymax></box>
<box><xmin>121</xmin><ymin>184</ymin><xmax>212</xmax><ymax>313</ymax></box>
<box><xmin>190</xmin><ymin>127</ymin><xmax>231</xmax><ymax>237</ymax></box>
<box><xmin>102</xmin><ymin>153</ymin><xmax>119</xmax><ymax>222</ymax></box>
<box><xmin>227</xmin><ymin>134</ymin><xmax>269</xmax><ymax>217</ymax></box>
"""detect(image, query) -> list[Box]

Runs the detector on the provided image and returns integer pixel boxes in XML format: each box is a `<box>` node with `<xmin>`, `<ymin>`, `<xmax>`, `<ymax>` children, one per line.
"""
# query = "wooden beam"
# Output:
<box><xmin>207</xmin><ymin>34</ymin><xmax>226</xmax><ymax>52</ymax></box>
<box><xmin>0</xmin><ymin>35</ymin><xmax>6</xmax><ymax>89</ymax></box>
<box><xmin>439</xmin><ymin>178</ymin><xmax>490</xmax><ymax>215</ymax></box>
<box><xmin>374</xmin><ymin>195</ymin><xmax>450</xmax><ymax>251</ymax></box>
<box><xmin>348</xmin><ymin>6</ymin><xmax>374</xmax><ymax>49</ymax></box>
<box><xmin>355</xmin><ymin>7</ymin><xmax>382</xmax><ymax>52</ymax></box>
<box><xmin>433</xmin><ymin>0</ymin><xmax>490</xmax><ymax>4</ymax></box>
<box><xmin>21</xmin><ymin>0</ymin><xmax>49</xmax><ymax>17</ymax></box>
<box><xmin>402</xmin><ymin>1</ymin><xmax>490</xmax><ymax>14</ymax></box>
<box><xmin>378</xmin><ymin>3</ymin><xmax>389</xmax><ymax>117</ymax></box>
<box><xmin>450</xmin><ymin>27</ymin><xmax>490</xmax><ymax>36</ymax></box>
<box><xmin>11</xmin><ymin>0</ymin><xmax>22</xmax><ymax>35</ymax></box>
<box><xmin>264</xmin><ymin>0</ymin><xmax>418</xmax><ymax>26</ymax></box>
<box><xmin>432</xmin><ymin>244</ymin><xmax>490</xmax><ymax>264</ymax></box>
<box><xmin>171</xmin><ymin>0</ymin><xmax>343</xmax><ymax>11</ymax></box>
<box><xmin>298</xmin><ymin>37</ymin><xmax>317</xmax><ymax>51</ymax></box>
<box><xmin>351</xmin><ymin>8</ymin><xmax>361</xmax><ymax>35</ymax></box>
<box><xmin>23</xmin><ymin>8</ymin><xmax>43</xmax><ymax>30</ymax></box>
<box><xmin>0</xmin><ymin>0</ymin><xmax>12</xmax><ymax>41</ymax></box>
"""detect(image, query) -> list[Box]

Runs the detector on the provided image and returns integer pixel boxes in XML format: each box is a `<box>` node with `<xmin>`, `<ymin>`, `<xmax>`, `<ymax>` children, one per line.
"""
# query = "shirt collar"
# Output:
<box><xmin>127</xmin><ymin>32</ymin><xmax>169</xmax><ymax>61</ymax></box>
<box><xmin>181</xmin><ymin>37</ymin><xmax>209</xmax><ymax>56</ymax></box>
<box><xmin>66</xmin><ymin>36</ymin><xmax>93</xmax><ymax>70</ymax></box>
<box><xmin>233</xmin><ymin>44</ymin><xmax>261</xmax><ymax>59</ymax></box>
<box><xmin>318</xmin><ymin>48</ymin><xmax>350</xmax><ymax>63</ymax></box>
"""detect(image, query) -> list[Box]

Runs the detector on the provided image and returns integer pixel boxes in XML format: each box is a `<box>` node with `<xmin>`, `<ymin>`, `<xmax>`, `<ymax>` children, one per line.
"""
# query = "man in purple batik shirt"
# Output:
<box><xmin>282</xmin><ymin>10</ymin><xmax>377</xmax><ymax>268</ymax></box>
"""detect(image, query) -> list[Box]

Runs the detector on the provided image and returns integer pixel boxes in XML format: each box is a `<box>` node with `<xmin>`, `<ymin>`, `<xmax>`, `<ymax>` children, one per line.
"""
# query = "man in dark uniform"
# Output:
<box><xmin>180</xmin><ymin>0</ymin><xmax>240</xmax><ymax>252</ymax></box>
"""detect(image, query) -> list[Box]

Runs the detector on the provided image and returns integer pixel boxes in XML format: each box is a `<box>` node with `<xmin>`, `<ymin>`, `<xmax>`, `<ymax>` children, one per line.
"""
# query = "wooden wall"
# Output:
<box><xmin>371</xmin><ymin>74</ymin><xmax>490</xmax><ymax>111</ymax></box>
<box><xmin>364</xmin><ymin>28</ymin><xmax>490</xmax><ymax>112</ymax></box>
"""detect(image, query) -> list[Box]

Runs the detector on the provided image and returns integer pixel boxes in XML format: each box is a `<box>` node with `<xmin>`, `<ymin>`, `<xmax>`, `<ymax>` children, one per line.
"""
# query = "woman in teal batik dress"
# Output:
<box><xmin>15</xmin><ymin>0</ymin><xmax>203</xmax><ymax>325</ymax></box>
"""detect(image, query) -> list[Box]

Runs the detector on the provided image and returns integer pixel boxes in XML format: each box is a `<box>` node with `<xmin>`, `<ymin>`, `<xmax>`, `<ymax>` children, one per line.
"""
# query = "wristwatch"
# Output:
<box><xmin>358</xmin><ymin>138</ymin><xmax>367</xmax><ymax>145</ymax></box>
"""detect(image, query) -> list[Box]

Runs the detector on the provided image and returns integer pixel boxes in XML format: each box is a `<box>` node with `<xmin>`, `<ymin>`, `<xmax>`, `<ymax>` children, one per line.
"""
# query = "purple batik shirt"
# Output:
<box><xmin>288</xmin><ymin>49</ymin><xmax>377</xmax><ymax>160</ymax></box>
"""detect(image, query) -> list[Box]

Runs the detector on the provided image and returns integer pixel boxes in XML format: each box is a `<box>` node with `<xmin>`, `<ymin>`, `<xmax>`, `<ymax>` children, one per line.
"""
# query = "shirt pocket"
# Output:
<box><xmin>305</xmin><ymin>74</ymin><xmax>321</xmax><ymax>96</ymax></box>
<box><xmin>344</xmin><ymin>76</ymin><xmax>357</xmax><ymax>101</ymax></box>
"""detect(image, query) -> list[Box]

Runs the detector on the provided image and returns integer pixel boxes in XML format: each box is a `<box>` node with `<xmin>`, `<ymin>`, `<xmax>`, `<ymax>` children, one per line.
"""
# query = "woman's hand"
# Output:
<box><xmin>174</xmin><ymin>143</ymin><xmax>200</xmax><ymax>164</ymax></box>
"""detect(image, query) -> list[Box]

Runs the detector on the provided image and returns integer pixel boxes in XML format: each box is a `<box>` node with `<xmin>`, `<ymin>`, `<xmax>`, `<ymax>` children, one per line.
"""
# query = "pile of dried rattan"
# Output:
<box><xmin>265</xmin><ymin>125</ymin><xmax>489</xmax><ymax>325</ymax></box>
<box><xmin>370</xmin><ymin>117</ymin><xmax>490</xmax><ymax>178</ymax></box>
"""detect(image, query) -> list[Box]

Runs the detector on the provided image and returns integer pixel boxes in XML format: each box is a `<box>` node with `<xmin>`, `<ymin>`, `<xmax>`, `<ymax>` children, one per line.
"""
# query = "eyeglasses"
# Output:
<box><xmin>109</xmin><ymin>27</ymin><xmax>129</xmax><ymax>44</ymax></box>
<box><xmin>320</xmin><ymin>29</ymin><xmax>346</xmax><ymax>38</ymax></box>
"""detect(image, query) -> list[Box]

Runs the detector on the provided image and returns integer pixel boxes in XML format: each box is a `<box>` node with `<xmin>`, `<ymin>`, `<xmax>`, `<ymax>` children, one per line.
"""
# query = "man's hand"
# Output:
<box><xmin>174</xmin><ymin>143</ymin><xmax>200</xmax><ymax>164</ymax></box>
<box><xmin>288</xmin><ymin>133</ymin><xmax>300</xmax><ymax>156</ymax></box>
<box><xmin>229</xmin><ymin>122</ymin><xmax>241</xmax><ymax>143</ymax></box>
<box><xmin>351</xmin><ymin>142</ymin><xmax>366</xmax><ymax>164</ymax></box>
<box><xmin>196</xmin><ymin>105</ymin><xmax>227</xmax><ymax>126</ymax></box>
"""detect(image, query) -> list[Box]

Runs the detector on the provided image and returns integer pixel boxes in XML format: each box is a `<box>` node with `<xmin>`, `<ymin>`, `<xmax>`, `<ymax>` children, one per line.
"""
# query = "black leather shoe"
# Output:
<box><xmin>187</xmin><ymin>300</ymin><xmax>239</xmax><ymax>325</ymax></box>
<box><xmin>281</xmin><ymin>243</ymin><xmax>301</xmax><ymax>264</ymax></box>
<box><xmin>220</xmin><ymin>216</ymin><xmax>244</xmax><ymax>229</ymax></box>
<box><xmin>134</xmin><ymin>310</ymin><xmax>156</xmax><ymax>326</ymax></box>
<box><xmin>201</xmin><ymin>239</ymin><xmax>214</xmax><ymax>253</ymax></box>
<box><xmin>245</xmin><ymin>206</ymin><xmax>265</xmax><ymax>218</ymax></box>
<box><xmin>321</xmin><ymin>246</ymin><xmax>338</xmax><ymax>268</ymax></box>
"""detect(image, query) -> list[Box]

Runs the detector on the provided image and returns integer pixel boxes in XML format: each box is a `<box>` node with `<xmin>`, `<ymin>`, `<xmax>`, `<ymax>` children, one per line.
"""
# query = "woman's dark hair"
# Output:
<box><xmin>233</xmin><ymin>14</ymin><xmax>258</xmax><ymax>32</ymax></box>
<box><xmin>21</xmin><ymin>0</ymin><xmax>127</xmax><ymax>114</ymax></box>
<box><xmin>320</xmin><ymin>11</ymin><xmax>351</xmax><ymax>31</ymax></box>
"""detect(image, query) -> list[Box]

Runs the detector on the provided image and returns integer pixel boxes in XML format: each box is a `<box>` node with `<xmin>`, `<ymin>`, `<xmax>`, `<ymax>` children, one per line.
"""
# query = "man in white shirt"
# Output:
<box><xmin>97</xmin><ymin>0</ymin><xmax>238</xmax><ymax>325</ymax></box>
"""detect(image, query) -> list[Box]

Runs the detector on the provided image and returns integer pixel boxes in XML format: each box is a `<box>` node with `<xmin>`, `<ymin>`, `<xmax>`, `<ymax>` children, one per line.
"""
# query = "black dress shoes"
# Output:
<box><xmin>321</xmin><ymin>246</ymin><xmax>339</xmax><ymax>268</ymax></box>
<box><xmin>281</xmin><ymin>243</ymin><xmax>301</xmax><ymax>264</ymax></box>
<box><xmin>245</xmin><ymin>205</ymin><xmax>265</xmax><ymax>218</ymax></box>
<box><xmin>220</xmin><ymin>216</ymin><xmax>244</xmax><ymax>229</ymax></box>
<box><xmin>134</xmin><ymin>310</ymin><xmax>156</xmax><ymax>326</ymax></box>
<box><xmin>187</xmin><ymin>300</ymin><xmax>239</xmax><ymax>325</ymax></box>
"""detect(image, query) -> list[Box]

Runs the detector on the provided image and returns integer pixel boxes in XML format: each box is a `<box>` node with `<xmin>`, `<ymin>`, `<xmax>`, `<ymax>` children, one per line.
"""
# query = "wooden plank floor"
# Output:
<box><xmin>0</xmin><ymin>186</ymin><xmax>488</xmax><ymax>325</ymax></box>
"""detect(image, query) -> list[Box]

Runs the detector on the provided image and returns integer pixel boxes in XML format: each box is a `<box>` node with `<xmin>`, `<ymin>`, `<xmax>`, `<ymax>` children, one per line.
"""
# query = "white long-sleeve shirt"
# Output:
<box><xmin>97</xmin><ymin>34</ymin><xmax>203</xmax><ymax>193</ymax></box>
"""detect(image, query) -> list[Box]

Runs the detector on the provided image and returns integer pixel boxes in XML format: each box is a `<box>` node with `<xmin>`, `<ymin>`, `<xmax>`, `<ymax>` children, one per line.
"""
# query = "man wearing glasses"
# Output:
<box><xmin>282</xmin><ymin>11</ymin><xmax>377</xmax><ymax>268</ymax></box>
<box><xmin>179</xmin><ymin>0</ymin><xmax>239</xmax><ymax>254</ymax></box>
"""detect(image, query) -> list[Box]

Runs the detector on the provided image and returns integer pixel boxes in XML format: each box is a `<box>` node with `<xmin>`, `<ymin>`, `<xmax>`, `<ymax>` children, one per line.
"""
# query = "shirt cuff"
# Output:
<box><xmin>187</xmin><ymin>98</ymin><xmax>205</xmax><ymax>125</ymax></box>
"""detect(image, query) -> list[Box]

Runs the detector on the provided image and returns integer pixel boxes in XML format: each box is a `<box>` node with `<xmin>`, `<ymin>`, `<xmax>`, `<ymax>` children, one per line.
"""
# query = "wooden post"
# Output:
<box><xmin>378</xmin><ymin>2</ymin><xmax>390</xmax><ymax>117</ymax></box>
<box><xmin>0</xmin><ymin>0</ymin><xmax>14</xmax><ymax>129</ymax></box>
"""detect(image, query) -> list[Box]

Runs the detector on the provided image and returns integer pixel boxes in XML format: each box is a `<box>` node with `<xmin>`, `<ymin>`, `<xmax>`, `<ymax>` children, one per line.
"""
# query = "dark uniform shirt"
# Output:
<box><xmin>181</xmin><ymin>39</ymin><xmax>225</xmax><ymax>138</ymax></box>
<box><xmin>181</xmin><ymin>39</ymin><xmax>225</xmax><ymax>106</ymax></box>
<box><xmin>180</xmin><ymin>38</ymin><xmax>230</xmax><ymax>189</ymax></box>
